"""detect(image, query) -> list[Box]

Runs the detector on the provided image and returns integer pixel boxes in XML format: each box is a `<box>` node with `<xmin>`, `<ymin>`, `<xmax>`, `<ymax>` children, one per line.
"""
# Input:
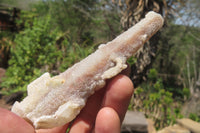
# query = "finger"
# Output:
<box><xmin>69</xmin><ymin>88</ymin><xmax>106</xmax><ymax>133</ymax></box>
<box><xmin>0</xmin><ymin>108</ymin><xmax>35</xmax><ymax>133</ymax></box>
<box><xmin>94</xmin><ymin>107</ymin><xmax>121</xmax><ymax>133</ymax></box>
<box><xmin>36</xmin><ymin>123</ymin><xmax>69</xmax><ymax>133</ymax></box>
<box><xmin>70</xmin><ymin>74</ymin><xmax>133</xmax><ymax>132</ymax></box>
<box><xmin>101</xmin><ymin>74</ymin><xmax>134</xmax><ymax>122</ymax></box>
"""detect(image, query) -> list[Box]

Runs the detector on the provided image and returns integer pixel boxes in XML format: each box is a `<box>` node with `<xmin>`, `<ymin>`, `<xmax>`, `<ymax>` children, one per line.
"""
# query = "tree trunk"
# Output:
<box><xmin>117</xmin><ymin>0</ymin><xmax>165</xmax><ymax>87</ymax></box>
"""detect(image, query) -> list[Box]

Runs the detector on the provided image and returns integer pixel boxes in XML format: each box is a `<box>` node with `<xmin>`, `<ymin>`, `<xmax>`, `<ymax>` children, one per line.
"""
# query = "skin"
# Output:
<box><xmin>0</xmin><ymin>74</ymin><xmax>133</xmax><ymax>133</ymax></box>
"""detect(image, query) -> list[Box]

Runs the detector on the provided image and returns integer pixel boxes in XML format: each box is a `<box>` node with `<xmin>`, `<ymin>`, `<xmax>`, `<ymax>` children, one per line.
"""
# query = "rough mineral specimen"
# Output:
<box><xmin>11</xmin><ymin>11</ymin><xmax>164</xmax><ymax>129</ymax></box>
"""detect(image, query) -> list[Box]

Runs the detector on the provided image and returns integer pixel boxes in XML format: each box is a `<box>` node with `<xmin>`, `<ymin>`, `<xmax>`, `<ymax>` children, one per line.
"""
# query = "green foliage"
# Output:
<box><xmin>127</xmin><ymin>56</ymin><xmax>137</xmax><ymax>66</ymax></box>
<box><xmin>182</xmin><ymin>88</ymin><xmax>190</xmax><ymax>100</ymax></box>
<box><xmin>1</xmin><ymin>0</ymin><xmax>120</xmax><ymax>96</ymax></box>
<box><xmin>131</xmin><ymin>69</ymin><xmax>184</xmax><ymax>129</ymax></box>
<box><xmin>15</xmin><ymin>10</ymin><xmax>38</xmax><ymax>29</ymax></box>
<box><xmin>1</xmin><ymin>14</ymin><xmax>94</xmax><ymax>95</ymax></box>
<box><xmin>30</xmin><ymin>0</ymin><xmax>121</xmax><ymax>44</ymax></box>
<box><xmin>155</xmin><ymin>24</ymin><xmax>200</xmax><ymax>97</ymax></box>
<box><xmin>2</xmin><ymin>16</ymin><xmax>59</xmax><ymax>94</ymax></box>
<box><xmin>148</xmin><ymin>68</ymin><xmax>158</xmax><ymax>82</ymax></box>
<box><xmin>31</xmin><ymin>0</ymin><xmax>99</xmax><ymax>44</ymax></box>
<box><xmin>189</xmin><ymin>113</ymin><xmax>200</xmax><ymax>122</ymax></box>
<box><xmin>58</xmin><ymin>42</ymin><xmax>94</xmax><ymax>72</ymax></box>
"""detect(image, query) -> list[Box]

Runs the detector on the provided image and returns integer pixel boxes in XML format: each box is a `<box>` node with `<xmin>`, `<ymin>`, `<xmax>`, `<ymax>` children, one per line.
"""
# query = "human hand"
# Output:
<box><xmin>0</xmin><ymin>74</ymin><xmax>133</xmax><ymax>133</ymax></box>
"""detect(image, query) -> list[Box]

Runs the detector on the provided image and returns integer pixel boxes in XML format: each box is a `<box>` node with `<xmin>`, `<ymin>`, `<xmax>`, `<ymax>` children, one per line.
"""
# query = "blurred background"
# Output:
<box><xmin>0</xmin><ymin>0</ymin><xmax>199</xmax><ymax>130</ymax></box>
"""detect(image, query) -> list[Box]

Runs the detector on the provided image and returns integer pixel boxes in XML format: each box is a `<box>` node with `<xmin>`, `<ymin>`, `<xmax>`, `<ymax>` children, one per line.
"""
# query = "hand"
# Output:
<box><xmin>0</xmin><ymin>74</ymin><xmax>133</xmax><ymax>133</ymax></box>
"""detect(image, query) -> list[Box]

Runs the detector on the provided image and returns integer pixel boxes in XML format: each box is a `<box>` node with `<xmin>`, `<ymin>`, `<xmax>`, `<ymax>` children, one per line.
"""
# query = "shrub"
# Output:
<box><xmin>2</xmin><ymin>16</ymin><xmax>60</xmax><ymax>94</ymax></box>
<box><xmin>189</xmin><ymin>113</ymin><xmax>200</xmax><ymax>122</ymax></box>
<box><xmin>130</xmin><ymin>69</ymin><xmax>183</xmax><ymax>129</ymax></box>
<box><xmin>1</xmin><ymin>15</ymin><xmax>94</xmax><ymax>95</ymax></box>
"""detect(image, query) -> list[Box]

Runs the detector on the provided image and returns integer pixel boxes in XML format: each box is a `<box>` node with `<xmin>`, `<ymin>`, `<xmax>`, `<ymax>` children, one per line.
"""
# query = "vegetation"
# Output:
<box><xmin>1</xmin><ymin>12</ymin><xmax>95</xmax><ymax>94</ymax></box>
<box><xmin>131</xmin><ymin>68</ymin><xmax>184</xmax><ymax>129</ymax></box>
<box><xmin>0</xmin><ymin>0</ymin><xmax>199</xmax><ymax>129</ymax></box>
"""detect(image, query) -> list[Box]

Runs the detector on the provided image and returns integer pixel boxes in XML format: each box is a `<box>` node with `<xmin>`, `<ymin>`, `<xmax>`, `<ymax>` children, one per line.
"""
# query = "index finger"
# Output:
<box><xmin>101</xmin><ymin>74</ymin><xmax>134</xmax><ymax>122</ymax></box>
